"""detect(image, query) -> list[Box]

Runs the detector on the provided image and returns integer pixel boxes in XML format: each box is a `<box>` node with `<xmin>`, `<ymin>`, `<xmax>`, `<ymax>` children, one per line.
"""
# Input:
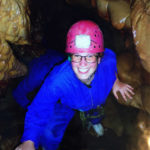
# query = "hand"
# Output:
<box><xmin>15</xmin><ymin>141</ymin><xmax>35</xmax><ymax>150</ymax></box>
<box><xmin>112</xmin><ymin>78</ymin><xmax>135</xmax><ymax>102</ymax></box>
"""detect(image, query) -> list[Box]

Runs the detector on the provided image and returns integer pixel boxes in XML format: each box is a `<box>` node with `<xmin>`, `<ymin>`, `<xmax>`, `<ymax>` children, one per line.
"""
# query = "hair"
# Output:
<box><xmin>98</xmin><ymin>52</ymin><xmax>104</xmax><ymax>58</ymax></box>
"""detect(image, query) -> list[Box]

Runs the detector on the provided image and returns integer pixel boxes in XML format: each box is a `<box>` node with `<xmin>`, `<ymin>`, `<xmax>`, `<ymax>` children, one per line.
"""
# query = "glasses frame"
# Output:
<box><xmin>70</xmin><ymin>54</ymin><xmax>99</xmax><ymax>63</ymax></box>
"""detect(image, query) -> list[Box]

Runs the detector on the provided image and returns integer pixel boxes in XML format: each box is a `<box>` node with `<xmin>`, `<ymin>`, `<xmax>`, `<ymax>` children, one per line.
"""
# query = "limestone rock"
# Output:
<box><xmin>117</xmin><ymin>51</ymin><xmax>150</xmax><ymax>114</ymax></box>
<box><xmin>131</xmin><ymin>0</ymin><xmax>150</xmax><ymax>72</ymax></box>
<box><xmin>0</xmin><ymin>0</ymin><xmax>30</xmax><ymax>80</ymax></box>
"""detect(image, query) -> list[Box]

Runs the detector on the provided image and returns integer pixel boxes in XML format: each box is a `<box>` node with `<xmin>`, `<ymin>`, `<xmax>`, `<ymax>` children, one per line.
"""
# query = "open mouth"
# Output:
<box><xmin>78</xmin><ymin>68</ymin><xmax>89</xmax><ymax>73</ymax></box>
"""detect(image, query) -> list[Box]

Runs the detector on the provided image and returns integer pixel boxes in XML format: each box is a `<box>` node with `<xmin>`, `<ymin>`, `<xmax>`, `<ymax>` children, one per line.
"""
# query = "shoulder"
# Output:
<box><xmin>100</xmin><ymin>48</ymin><xmax>116</xmax><ymax>65</ymax></box>
<box><xmin>49</xmin><ymin>60</ymin><xmax>72</xmax><ymax>76</ymax></box>
<box><xmin>103</xmin><ymin>48</ymin><xmax>116</xmax><ymax>59</ymax></box>
<box><xmin>44</xmin><ymin>60</ymin><xmax>73</xmax><ymax>86</ymax></box>
<box><xmin>98</xmin><ymin>48</ymin><xmax>117</xmax><ymax>73</ymax></box>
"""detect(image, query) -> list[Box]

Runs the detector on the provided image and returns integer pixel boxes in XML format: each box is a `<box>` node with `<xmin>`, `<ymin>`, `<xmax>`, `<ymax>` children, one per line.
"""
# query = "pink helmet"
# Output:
<box><xmin>65</xmin><ymin>20</ymin><xmax>104</xmax><ymax>54</ymax></box>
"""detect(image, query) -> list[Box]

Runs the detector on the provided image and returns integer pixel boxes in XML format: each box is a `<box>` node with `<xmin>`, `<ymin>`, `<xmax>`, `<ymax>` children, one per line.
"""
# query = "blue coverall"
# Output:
<box><xmin>13</xmin><ymin>49</ymin><xmax>66</xmax><ymax>109</ymax></box>
<box><xmin>15</xmin><ymin>49</ymin><xmax>117</xmax><ymax>150</ymax></box>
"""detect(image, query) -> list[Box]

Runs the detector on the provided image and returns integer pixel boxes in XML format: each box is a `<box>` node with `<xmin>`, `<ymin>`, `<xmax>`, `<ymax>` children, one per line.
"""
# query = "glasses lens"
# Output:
<box><xmin>72</xmin><ymin>55</ymin><xmax>81</xmax><ymax>62</ymax></box>
<box><xmin>86</xmin><ymin>55</ymin><xmax>97</xmax><ymax>63</ymax></box>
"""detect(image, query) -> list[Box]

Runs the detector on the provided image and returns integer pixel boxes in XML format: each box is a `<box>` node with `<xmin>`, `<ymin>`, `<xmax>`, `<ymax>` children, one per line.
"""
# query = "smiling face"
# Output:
<box><xmin>71</xmin><ymin>53</ymin><xmax>101</xmax><ymax>84</ymax></box>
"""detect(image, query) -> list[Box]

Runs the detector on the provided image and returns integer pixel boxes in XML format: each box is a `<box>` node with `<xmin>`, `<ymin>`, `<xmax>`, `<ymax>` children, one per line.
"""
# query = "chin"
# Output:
<box><xmin>78</xmin><ymin>76</ymin><xmax>89</xmax><ymax>82</ymax></box>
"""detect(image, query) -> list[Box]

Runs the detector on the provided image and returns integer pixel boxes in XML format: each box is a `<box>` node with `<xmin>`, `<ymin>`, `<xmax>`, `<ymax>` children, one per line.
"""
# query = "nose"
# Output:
<box><xmin>79</xmin><ymin>56</ymin><xmax>87</xmax><ymax>66</ymax></box>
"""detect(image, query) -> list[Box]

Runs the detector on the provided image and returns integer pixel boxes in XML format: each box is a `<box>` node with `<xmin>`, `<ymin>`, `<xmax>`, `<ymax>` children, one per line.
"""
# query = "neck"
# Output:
<box><xmin>81</xmin><ymin>74</ymin><xmax>94</xmax><ymax>86</ymax></box>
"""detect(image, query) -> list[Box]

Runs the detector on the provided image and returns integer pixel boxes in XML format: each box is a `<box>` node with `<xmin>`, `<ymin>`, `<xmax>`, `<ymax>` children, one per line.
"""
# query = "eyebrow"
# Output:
<box><xmin>73</xmin><ymin>54</ymin><xmax>98</xmax><ymax>56</ymax></box>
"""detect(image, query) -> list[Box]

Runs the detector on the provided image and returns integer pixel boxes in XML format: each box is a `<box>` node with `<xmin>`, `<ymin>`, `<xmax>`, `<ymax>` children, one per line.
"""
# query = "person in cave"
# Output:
<box><xmin>14</xmin><ymin>20</ymin><xmax>134</xmax><ymax>150</ymax></box>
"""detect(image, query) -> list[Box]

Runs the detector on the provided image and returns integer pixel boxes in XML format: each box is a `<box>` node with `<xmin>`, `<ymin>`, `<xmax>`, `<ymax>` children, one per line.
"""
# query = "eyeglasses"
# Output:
<box><xmin>71</xmin><ymin>54</ymin><xmax>98</xmax><ymax>63</ymax></box>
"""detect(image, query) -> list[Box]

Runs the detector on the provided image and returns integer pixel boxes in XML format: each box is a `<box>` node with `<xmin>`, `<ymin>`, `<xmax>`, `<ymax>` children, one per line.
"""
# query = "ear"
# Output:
<box><xmin>98</xmin><ymin>57</ymin><xmax>101</xmax><ymax>64</ymax></box>
<box><xmin>68</xmin><ymin>56</ymin><xmax>71</xmax><ymax>61</ymax></box>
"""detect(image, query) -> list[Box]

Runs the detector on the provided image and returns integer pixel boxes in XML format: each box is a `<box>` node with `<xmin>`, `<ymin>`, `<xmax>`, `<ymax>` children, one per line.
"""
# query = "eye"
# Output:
<box><xmin>74</xmin><ymin>55</ymin><xmax>81</xmax><ymax>58</ymax></box>
<box><xmin>72</xmin><ymin>55</ymin><xmax>81</xmax><ymax>60</ymax></box>
<box><xmin>87</xmin><ymin>55</ymin><xmax>94</xmax><ymax>58</ymax></box>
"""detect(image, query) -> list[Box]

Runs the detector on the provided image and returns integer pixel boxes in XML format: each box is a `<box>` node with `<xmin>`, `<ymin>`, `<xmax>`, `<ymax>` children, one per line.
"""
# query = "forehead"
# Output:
<box><xmin>73</xmin><ymin>53</ymin><xmax>97</xmax><ymax>56</ymax></box>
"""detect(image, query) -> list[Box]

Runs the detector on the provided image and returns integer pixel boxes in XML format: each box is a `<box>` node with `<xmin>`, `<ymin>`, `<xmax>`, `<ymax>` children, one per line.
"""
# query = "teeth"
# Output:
<box><xmin>79</xmin><ymin>68</ymin><xmax>88</xmax><ymax>73</ymax></box>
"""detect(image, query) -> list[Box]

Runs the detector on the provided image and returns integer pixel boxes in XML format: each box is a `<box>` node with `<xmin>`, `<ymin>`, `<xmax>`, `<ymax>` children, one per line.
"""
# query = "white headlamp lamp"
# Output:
<box><xmin>75</xmin><ymin>35</ymin><xmax>91</xmax><ymax>48</ymax></box>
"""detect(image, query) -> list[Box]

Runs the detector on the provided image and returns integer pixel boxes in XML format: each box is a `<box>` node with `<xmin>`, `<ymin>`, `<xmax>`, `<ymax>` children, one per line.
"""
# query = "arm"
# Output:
<box><xmin>12</xmin><ymin>60</ymin><xmax>47</xmax><ymax>109</ymax></box>
<box><xmin>12</xmin><ymin>71</ymin><xmax>44</xmax><ymax>109</ymax></box>
<box><xmin>112</xmin><ymin>77</ymin><xmax>135</xmax><ymax>102</ymax></box>
<box><xmin>12</xmin><ymin>77</ymin><xmax>34</xmax><ymax>109</ymax></box>
<box><xmin>13</xmin><ymin>50</ymin><xmax>65</xmax><ymax>109</ymax></box>
<box><xmin>13</xmin><ymin>56</ymin><xmax>55</xmax><ymax>109</ymax></box>
<box><xmin>20</xmin><ymin>70</ymin><xmax>63</xmax><ymax>148</ymax></box>
<box><xmin>101</xmin><ymin>49</ymin><xmax>134</xmax><ymax>101</ymax></box>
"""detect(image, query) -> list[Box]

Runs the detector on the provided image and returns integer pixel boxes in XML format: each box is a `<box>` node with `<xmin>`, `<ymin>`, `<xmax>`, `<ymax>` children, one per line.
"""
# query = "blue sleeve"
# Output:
<box><xmin>100</xmin><ymin>48</ymin><xmax>117</xmax><ymax>97</ymax></box>
<box><xmin>102</xmin><ymin>48</ymin><xmax>117</xmax><ymax>62</ymax></box>
<box><xmin>101</xmin><ymin>48</ymin><xmax>117</xmax><ymax>74</ymax></box>
<box><xmin>21</xmin><ymin>74</ymin><xmax>62</xmax><ymax>148</ymax></box>
<box><xmin>90</xmin><ymin>48</ymin><xmax>117</xmax><ymax>124</ymax></box>
<box><xmin>12</xmin><ymin>64</ymin><xmax>52</xmax><ymax>109</ymax></box>
<box><xmin>12</xmin><ymin>50</ymin><xmax>65</xmax><ymax>109</ymax></box>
